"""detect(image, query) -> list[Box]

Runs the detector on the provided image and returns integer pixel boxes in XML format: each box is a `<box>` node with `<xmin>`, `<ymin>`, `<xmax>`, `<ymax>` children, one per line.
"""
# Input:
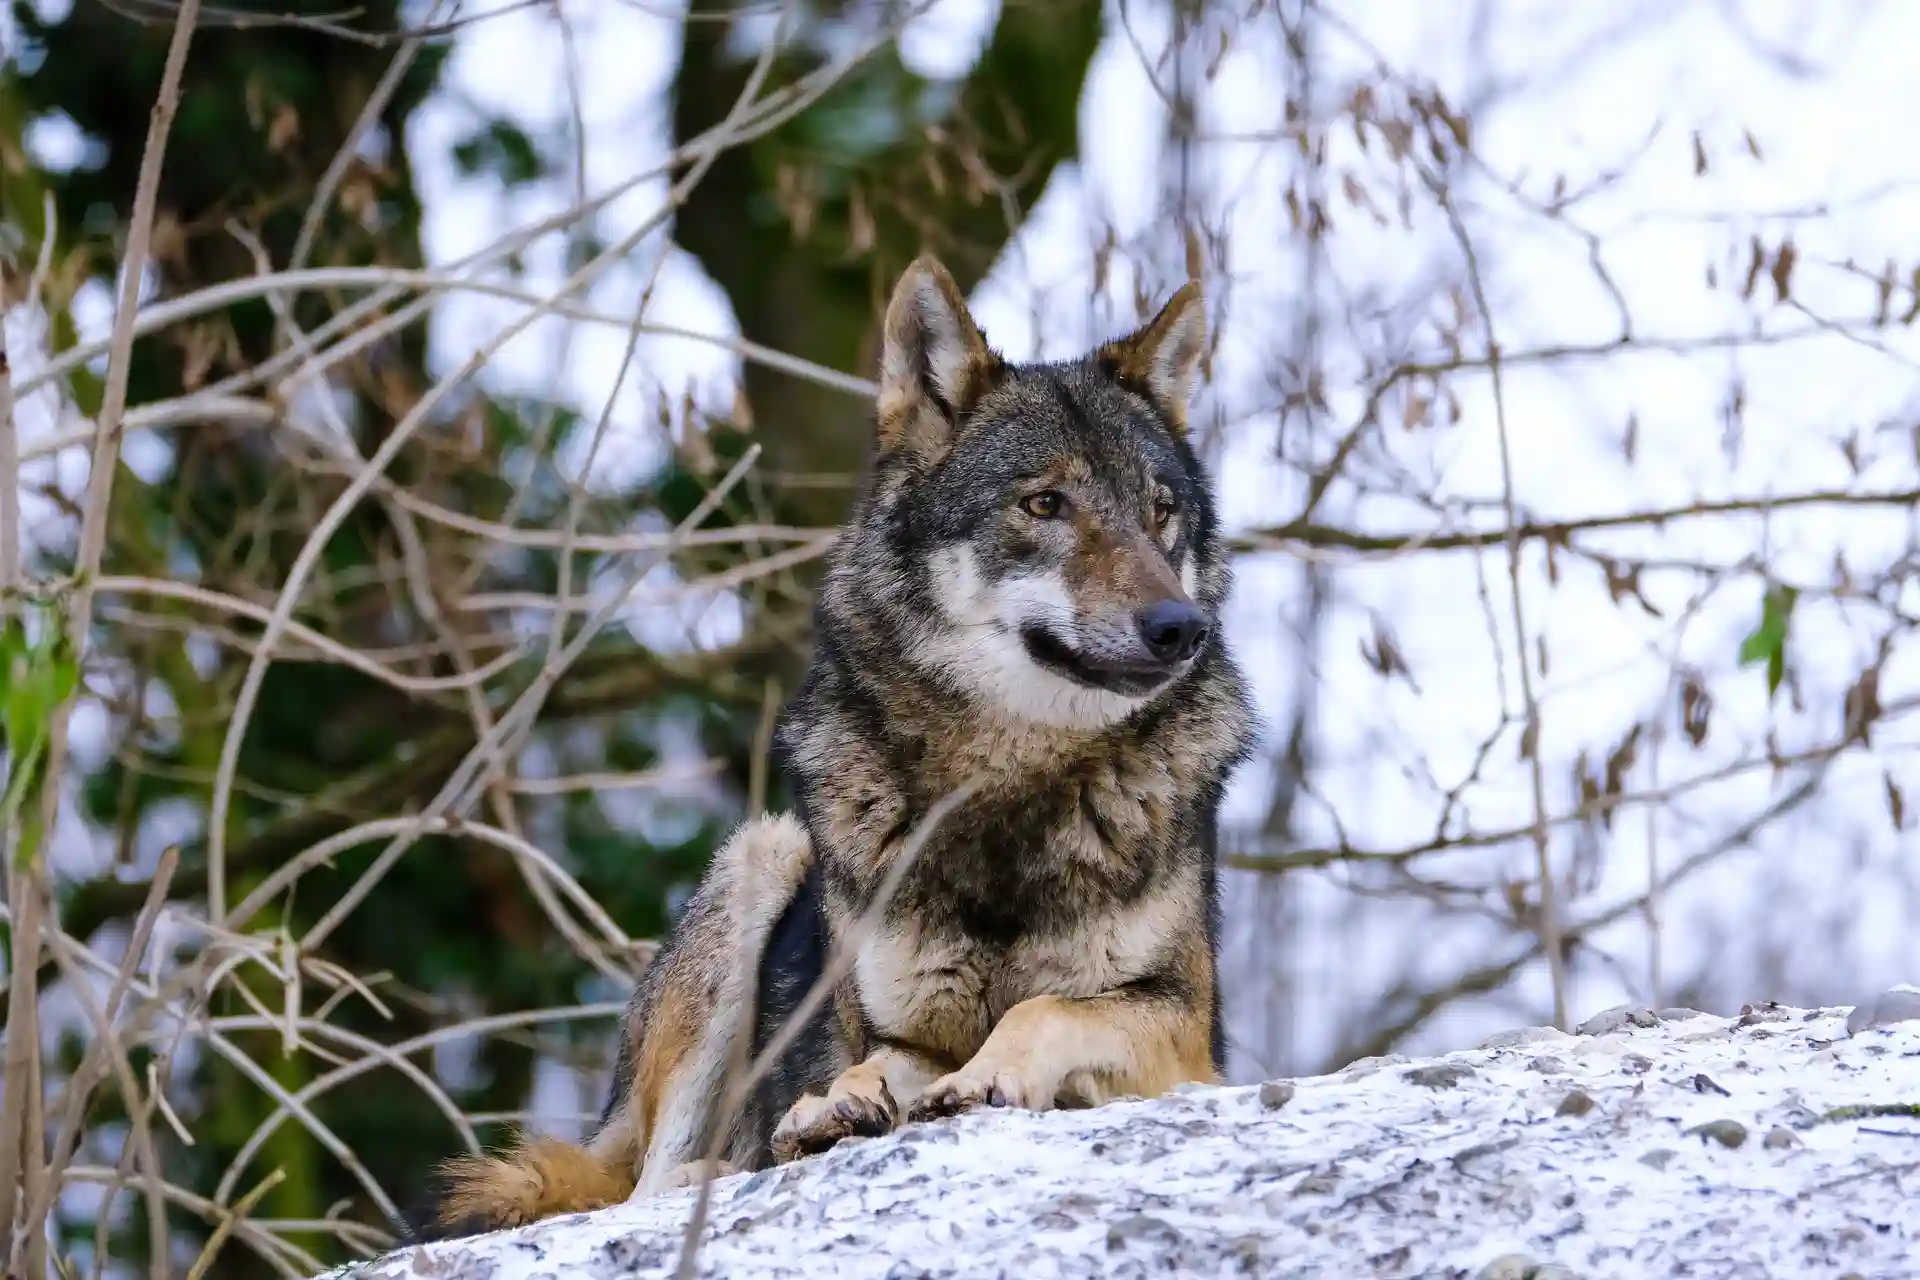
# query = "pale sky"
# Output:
<box><xmin>10</xmin><ymin>0</ymin><xmax>1920</xmax><ymax>1101</ymax></box>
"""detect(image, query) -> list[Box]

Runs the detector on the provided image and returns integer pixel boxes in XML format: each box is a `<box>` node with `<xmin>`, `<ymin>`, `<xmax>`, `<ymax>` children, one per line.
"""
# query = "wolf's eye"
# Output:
<box><xmin>1153</xmin><ymin>497</ymin><xmax>1177</xmax><ymax>529</ymax></box>
<box><xmin>1020</xmin><ymin>491</ymin><xmax>1066</xmax><ymax>519</ymax></box>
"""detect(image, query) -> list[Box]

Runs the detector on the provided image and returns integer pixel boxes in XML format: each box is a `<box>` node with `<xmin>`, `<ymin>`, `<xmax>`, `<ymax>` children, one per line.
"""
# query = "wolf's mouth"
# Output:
<box><xmin>1018</xmin><ymin>625</ymin><xmax>1179</xmax><ymax>697</ymax></box>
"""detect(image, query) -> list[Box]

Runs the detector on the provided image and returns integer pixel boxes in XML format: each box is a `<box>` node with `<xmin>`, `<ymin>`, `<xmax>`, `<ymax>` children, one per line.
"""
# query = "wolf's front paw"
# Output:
<box><xmin>770</xmin><ymin>1082</ymin><xmax>897</xmax><ymax>1164</ymax></box>
<box><xmin>906</xmin><ymin>1068</ymin><xmax>1049</xmax><ymax>1122</ymax></box>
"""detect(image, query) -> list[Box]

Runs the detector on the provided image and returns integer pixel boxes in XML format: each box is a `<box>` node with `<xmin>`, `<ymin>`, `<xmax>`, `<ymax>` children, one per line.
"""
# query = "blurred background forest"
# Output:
<box><xmin>4</xmin><ymin>0</ymin><xmax>1919</xmax><ymax>1274</ymax></box>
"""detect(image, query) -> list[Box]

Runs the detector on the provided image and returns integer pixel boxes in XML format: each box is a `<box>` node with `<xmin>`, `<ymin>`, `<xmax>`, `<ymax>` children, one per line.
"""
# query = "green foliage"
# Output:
<box><xmin>452</xmin><ymin>118</ymin><xmax>549</xmax><ymax>187</ymax></box>
<box><xmin>0</xmin><ymin>602</ymin><xmax>79</xmax><ymax>868</ymax></box>
<box><xmin>1739</xmin><ymin>582</ymin><xmax>1797</xmax><ymax>698</ymax></box>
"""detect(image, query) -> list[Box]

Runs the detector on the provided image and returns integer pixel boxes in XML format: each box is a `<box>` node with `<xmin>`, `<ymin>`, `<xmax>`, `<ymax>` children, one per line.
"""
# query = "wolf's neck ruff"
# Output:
<box><xmin>414</xmin><ymin>256</ymin><xmax>1254</xmax><ymax>1243</ymax></box>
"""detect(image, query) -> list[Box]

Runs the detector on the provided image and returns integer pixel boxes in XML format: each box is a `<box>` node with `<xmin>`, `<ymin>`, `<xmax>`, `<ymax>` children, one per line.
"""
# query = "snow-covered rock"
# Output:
<box><xmin>333</xmin><ymin>1000</ymin><xmax>1920</xmax><ymax>1279</ymax></box>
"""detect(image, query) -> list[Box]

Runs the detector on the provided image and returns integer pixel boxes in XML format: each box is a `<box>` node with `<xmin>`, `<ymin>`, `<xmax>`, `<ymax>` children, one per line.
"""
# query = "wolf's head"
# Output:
<box><xmin>822</xmin><ymin>255</ymin><xmax>1230</xmax><ymax>732</ymax></box>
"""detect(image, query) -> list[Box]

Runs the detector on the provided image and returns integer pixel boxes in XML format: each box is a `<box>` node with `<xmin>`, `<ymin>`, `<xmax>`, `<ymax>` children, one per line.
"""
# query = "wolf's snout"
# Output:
<box><xmin>1135</xmin><ymin>601</ymin><xmax>1209</xmax><ymax>663</ymax></box>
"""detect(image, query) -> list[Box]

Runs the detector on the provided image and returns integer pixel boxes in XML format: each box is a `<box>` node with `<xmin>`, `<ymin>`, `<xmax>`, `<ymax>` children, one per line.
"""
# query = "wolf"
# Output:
<box><xmin>416</xmin><ymin>254</ymin><xmax>1255</xmax><ymax>1239</ymax></box>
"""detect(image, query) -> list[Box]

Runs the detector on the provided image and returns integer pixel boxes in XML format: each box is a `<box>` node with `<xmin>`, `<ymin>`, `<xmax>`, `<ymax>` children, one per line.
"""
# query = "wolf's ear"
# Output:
<box><xmin>1098</xmin><ymin>282</ymin><xmax>1207</xmax><ymax>435</ymax></box>
<box><xmin>876</xmin><ymin>255</ymin><xmax>1003</xmax><ymax>459</ymax></box>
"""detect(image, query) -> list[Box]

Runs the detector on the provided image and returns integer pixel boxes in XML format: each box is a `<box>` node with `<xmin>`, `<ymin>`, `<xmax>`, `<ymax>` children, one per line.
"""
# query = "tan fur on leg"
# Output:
<box><xmin>906</xmin><ymin>985</ymin><xmax>1213</xmax><ymax>1122</ymax></box>
<box><xmin>626</xmin><ymin>815</ymin><xmax>812</xmax><ymax>1195</ymax></box>
<box><xmin>770</xmin><ymin>1044</ymin><xmax>947</xmax><ymax>1163</ymax></box>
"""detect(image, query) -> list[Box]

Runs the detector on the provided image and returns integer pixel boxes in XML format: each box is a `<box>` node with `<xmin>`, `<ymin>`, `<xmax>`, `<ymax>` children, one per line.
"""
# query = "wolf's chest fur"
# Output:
<box><xmin>848</xmin><ymin>858</ymin><xmax>1202</xmax><ymax>1063</ymax></box>
<box><xmin>782</xmin><ymin>658</ymin><xmax>1240</xmax><ymax>1066</ymax></box>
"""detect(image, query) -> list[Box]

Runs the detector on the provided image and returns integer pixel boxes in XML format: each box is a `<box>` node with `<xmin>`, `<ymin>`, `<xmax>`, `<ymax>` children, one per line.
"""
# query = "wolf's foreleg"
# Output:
<box><xmin>769</xmin><ymin>1043</ymin><xmax>947</xmax><ymax>1162</ymax></box>
<box><xmin>905</xmin><ymin>983</ymin><xmax>1213</xmax><ymax>1121</ymax></box>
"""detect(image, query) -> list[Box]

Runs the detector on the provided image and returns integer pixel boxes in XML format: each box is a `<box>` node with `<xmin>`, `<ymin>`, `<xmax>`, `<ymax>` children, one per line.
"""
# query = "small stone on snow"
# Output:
<box><xmin>1843</xmin><ymin>985</ymin><xmax>1920</xmax><ymax>1035</ymax></box>
<box><xmin>1106</xmin><ymin>1213</ymin><xmax>1180</xmax><ymax>1251</ymax></box>
<box><xmin>1257</xmin><ymin>1080</ymin><xmax>1296</xmax><ymax>1111</ymax></box>
<box><xmin>1476</xmin><ymin>1253</ymin><xmax>1581</xmax><ymax>1280</ymax></box>
<box><xmin>1657</xmin><ymin>1007</ymin><xmax>1708</xmax><ymax>1022</ymax></box>
<box><xmin>1738</xmin><ymin>1000</ymin><xmax>1792</xmax><ymax>1027</ymax></box>
<box><xmin>1686</xmin><ymin>1119</ymin><xmax>1748</xmax><ymax>1149</ymax></box>
<box><xmin>1576</xmin><ymin>1005</ymin><xmax>1660</xmax><ymax>1036</ymax></box>
<box><xmin>1404</xmin><ymin>1063</ymin><xmax>1475</xmax><ymax>1089</ymax></box>
<box><xmin>1293</xmin><ymin>1167</ymin><xmax>1342</xmax><ymax>1196</ymax></box>
<box><xmin>1555</xmin><ymin>1089</ymin><xmax>1596</xmax><ymax>1117</ymax></box>
<box><xmin>1479</xmin><ymin>1025</ymin><xmax>1571</xmax><ymax>1051</ymax></box>
<box><xmin>1764</xmin><ymin>1126</ymin><xmax>1802</xmax><ymax>1150</ymax></box>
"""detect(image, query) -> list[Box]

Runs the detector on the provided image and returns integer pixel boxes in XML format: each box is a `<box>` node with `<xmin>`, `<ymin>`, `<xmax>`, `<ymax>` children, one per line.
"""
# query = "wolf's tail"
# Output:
<box><xmin>408</xmin><ymin>814</ymin><xmax>817</xmax><ymax>1242</ymax></box>
<box><xmin>414</xmin><ymin>1135</ymin><xmax>635</xmax><ymax>1240</ymax></box>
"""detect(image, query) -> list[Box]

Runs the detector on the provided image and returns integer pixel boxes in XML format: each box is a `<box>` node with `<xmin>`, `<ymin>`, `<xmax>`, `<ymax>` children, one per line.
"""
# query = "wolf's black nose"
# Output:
<box><xmin>1136</xmin><ymin>601</ymin><xmax>1209</xmax><ymax>663</ymax></box>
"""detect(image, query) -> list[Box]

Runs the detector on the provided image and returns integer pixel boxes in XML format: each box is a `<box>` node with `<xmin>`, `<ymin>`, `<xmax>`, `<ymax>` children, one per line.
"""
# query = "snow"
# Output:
<box><xmin>331</xmin><ymin>1000</ymin><xmax>1920</xmax><ymax>1279</ymax></box>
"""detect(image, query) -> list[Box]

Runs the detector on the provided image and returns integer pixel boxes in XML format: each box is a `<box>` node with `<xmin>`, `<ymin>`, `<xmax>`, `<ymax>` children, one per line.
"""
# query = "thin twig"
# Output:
<box><xmin>9</xmin><ymin>6</ymin><xmax>200</xmax><ymax>1263</ymax></box>
<box><xmin>41</xmin><ymin>922</ymin><xmax>173</xmax><ymax>1280</ymax></box>
<box><xmin>19</xmin><ymin>849</ymin><xmax>179</xmax><ymax>1260</ymax></box>
<box><xmin>184</xmin><ymin>1168</ymin><xmax>287</xmax><ymax>1280</ymax></box>
<box><xmin>60</xmin><ymin>0</ymin><xmax>201</xmax><ymax>634</ymax></box>
<box><xmin>1433</xmin><ymin>179</ymin><xmax>1569</xmax><ymax>1030</ymax></box>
